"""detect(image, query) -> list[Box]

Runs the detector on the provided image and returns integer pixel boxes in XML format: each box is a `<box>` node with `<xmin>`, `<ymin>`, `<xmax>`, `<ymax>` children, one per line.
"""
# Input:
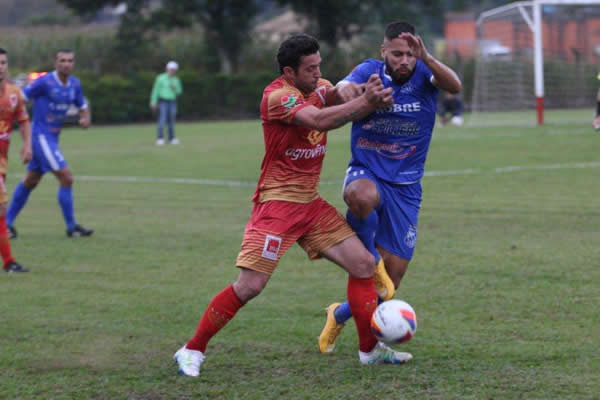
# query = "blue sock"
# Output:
<box><xmin>334</xmin><ymin>297</ymin><xmax>384</xmax><ymax>325</ymax></box>
<box><xmin>58</xmin><ymin>186</ymin><xmax>76</xmax><ymax>230</ymax></box>
<box><xmin>346</xmin><ymin>209</ymin><xmax>379</xmax><ymax>263</ymax></box>
<box><xmin>334</xmin><ymin>301</ymin><xmax>353</xmax><ymax>324</ymax></box>
<box><xmin>6</xmin><ymin>183</ymin><xmax>32</xmax><ymax>226</ymax></box>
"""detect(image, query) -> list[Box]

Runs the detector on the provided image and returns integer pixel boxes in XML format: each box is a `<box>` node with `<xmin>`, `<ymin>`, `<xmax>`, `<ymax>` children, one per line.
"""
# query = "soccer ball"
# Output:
<box><xmin>370</xmin><ymin>299</ymin><xmax>417</xmax><ymax>344</ymax></box>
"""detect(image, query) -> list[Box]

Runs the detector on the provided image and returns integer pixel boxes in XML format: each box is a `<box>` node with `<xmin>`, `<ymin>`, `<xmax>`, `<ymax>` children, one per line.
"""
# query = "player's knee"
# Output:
<box><xmin>344</xmin><ymin>185</ymin><xmax>377</xmax><ymax>217</ymax></box>
<box><xmin>58</xmin><ymin>172</ymin><xmax>74</xmax><ymax>187</ymax></box>
<box><xmin>62</xmin><ymin>175</ymin><xmax>74</xmax><ymax>187</ymax></box>
<box><xmin>233</xmin><ymin>273</ymin><xmax>268</xmax><ymax>302</ymax></box>
<box><xmin>23</xmin><ymin>175</ymin><xmax>40</xmax><ymax>189</ymax></box>
<box><xmin>348</xmin><ymin>250</ymin><xmax>375</xmax><ymax>279</ymax></box>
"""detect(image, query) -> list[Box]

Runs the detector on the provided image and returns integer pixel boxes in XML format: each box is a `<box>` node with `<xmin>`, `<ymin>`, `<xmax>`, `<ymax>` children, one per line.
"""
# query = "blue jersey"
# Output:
<box><xmin>341</xmin><ymin>59</ymin><xmax>438</xmax><ymax>184</ymax></box>
<box><xmin>23</xmin><ymin>71</ymin><xmax>87</xmax><ymax>136</ymax></box>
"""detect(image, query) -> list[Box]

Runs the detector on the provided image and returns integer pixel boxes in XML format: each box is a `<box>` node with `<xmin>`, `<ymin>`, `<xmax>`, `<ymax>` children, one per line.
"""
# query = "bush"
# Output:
<box><xmin>80</xmin><ymin>71</ymin><xmax>275</xmax><ymax>124</ymax></box>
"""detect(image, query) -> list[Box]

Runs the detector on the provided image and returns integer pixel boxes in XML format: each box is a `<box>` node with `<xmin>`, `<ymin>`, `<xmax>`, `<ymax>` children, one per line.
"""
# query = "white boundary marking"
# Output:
<box><xmin>8</xmin><ymin>160</ymin><xmax>600</xmax><ymax>187</ymax></box>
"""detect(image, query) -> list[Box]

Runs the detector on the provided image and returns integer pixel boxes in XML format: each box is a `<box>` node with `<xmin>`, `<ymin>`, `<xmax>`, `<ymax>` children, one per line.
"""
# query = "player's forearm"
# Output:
<box><xmin>19</xmin><ymin>121</ymin><xmax>31</xmax><ymax>146</ymax></box>
<box><xmin>312</xmin><ymin>95</ymin><xmax>376</xmax><ymax>131</ymax></box>
<box><xmin>423</xmin><ymin>56</ymin><xmax>462</xmax><ymax>94</ymax></box>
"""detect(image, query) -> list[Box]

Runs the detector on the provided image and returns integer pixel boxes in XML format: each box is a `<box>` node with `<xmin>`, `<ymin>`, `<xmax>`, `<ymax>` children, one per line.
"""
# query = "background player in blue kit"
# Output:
<box><xmin>6</xmin><ymin>50</ymin><xmax>93</xmax><ymax>238</ymax></box>
<box><xmin>319</xmin><ymin>22</ymin><xmax>462</xmax><ymax>355</ymax></box>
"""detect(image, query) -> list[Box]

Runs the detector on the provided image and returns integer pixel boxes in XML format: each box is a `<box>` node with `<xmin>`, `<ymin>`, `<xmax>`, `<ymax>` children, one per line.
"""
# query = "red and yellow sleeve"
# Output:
<box><xmin>267</xmin><ymin>88</ymin><xmax>312</xmax><ymax>124</ymax></box>
<box><xmin>14</xmin><ymin>88</ymin><xmax>29</xmax><ymax>123</ymax></box>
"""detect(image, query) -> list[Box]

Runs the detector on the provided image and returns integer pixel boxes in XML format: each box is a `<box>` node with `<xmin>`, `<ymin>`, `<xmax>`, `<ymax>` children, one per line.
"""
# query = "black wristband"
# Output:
<box><xmin>597</xmin><ymin>101</ymin><xmax>600</xmax><ymax>116</ymax></box>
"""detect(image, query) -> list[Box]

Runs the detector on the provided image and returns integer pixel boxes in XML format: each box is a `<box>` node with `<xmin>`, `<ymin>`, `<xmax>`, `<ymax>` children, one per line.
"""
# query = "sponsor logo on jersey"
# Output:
<box><xmin>404</xmin><ymin>225</ymin><xmax>417</xmax><ymax>248</ymax></box>
<box><xmin>285</xmin><ymin>144</ymin><xmax>327</xmax><ymax>161</ymax></box>
<box><xmin>377</xmin><ymin>102</ymin><xmax>421</xmax><ymax>113</ymax></box>
<box><xmin>262</xmin><ymin>234</ymin><xmax>282</xmax><ymax>260</ymax></box>
<box><xmin>281</xmin><ymin>93</ymin><xmax>298</xmax><ymax>108</ymax></box>
<box><xmin>356</xmin><ymin>138</ymin><xmax>416</xmax><ymax>160</ymax></box>
<box><xmin>306</xmin><ymin>130</ymin><xmax>325</xmax><ymax>145</ymax></box>
<box><xmin>362</xmin><ymin>118</ymin><xmax>420</xmax><ymax>136</ymax></box>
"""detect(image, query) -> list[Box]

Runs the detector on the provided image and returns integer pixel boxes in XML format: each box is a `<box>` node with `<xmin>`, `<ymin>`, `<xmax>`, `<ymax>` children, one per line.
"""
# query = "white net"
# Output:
<box><xmin>470</xmin><ymin>2</ymin><xmax>600</xmax><ymax>126</ymax></box>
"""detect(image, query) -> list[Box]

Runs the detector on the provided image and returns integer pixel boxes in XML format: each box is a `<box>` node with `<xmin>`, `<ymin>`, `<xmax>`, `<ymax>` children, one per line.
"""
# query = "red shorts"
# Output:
<box><xmin>236</xmin><ymin>197</ymin><xmax>355</xmax><ymax>275</ymax></box>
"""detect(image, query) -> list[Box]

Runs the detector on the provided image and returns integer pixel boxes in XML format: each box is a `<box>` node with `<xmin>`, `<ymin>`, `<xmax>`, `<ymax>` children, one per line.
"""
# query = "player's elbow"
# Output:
<box><xmin>448</xmin><ymin>79</ymin><xmax>462</xmax><ymax>95</ymax></box>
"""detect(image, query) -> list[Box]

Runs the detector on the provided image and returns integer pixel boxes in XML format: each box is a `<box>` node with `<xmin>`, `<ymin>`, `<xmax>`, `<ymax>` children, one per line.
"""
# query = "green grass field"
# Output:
<box><xmin>1</xmin><ymin>109</ymin><xmax>599</xmax><ymax>399</ymax></box>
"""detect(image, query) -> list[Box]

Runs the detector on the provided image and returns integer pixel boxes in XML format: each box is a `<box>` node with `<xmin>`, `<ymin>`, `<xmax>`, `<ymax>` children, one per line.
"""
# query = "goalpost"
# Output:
<box><xmin>471</xmin><ymin>0</ymin><xmax>600</xmax><ymax>125</ymax></box>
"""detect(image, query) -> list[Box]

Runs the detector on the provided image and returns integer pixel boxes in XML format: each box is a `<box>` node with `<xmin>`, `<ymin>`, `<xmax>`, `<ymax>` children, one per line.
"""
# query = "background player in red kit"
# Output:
<box><xmin>173</xmin><ymin>34</ymin><xmax>412</xmax><ymax>377</ymax></box>
<box><xmin>0</xmin><ymin>48</ymin><xmax>32</xmax><ymax>272</ymax></box>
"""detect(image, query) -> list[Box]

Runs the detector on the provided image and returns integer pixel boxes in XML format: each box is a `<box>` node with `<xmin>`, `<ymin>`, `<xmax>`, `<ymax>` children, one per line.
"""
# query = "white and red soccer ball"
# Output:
<box><xmin>370</xmin><ymin>299</ymin><xmax>417</xmax><ymax>344</ymax></box>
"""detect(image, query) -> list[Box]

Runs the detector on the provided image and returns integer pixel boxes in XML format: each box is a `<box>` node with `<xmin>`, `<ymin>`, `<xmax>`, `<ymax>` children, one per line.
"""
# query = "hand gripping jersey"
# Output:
<box><xmin>341</xmin><ymin>59</ymin><xmax>439</xmax><ymax>184</ymax></box>
<box><xmin>0</xmin><ymin>81</ymin><xmax>29</xmax><ymax>174</ymax></box>
<box><xmin>23</xmin><ymin>71</ymin><xmax>87</xmax><ymax>136</ymax></box>
<box><xmin>255</xmin><ymin>76</ymin><xmax>333</xmax><ymax>203</ymax></box>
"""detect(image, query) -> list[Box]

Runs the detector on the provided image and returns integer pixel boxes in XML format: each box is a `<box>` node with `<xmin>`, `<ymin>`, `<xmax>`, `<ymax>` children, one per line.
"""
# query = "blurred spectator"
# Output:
<box><xmin>438</xmin><ymin>92</ymin><xmax>464</xmax><ymax>126</ymax></box>
<box><xmin>594</xmin><ymin>86</ymin><xmax>600</xmax><ymax>131</ymax></box>
<box><xmin>150</xmin><ymin>61</ymin><xmax>182</xmax><ymax>145</ymax></box>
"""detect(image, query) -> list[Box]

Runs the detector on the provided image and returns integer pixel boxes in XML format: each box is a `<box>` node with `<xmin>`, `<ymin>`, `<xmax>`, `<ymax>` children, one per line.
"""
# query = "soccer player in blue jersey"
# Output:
<box><xmin>6</xmin><ymin>50</ymin><xmax>93</xmax><ymax>238</ymax></box>
<box><xmin>318</xmin><ymin>22</ymin><xmax>462</xmax><ymax>356</ymax></box>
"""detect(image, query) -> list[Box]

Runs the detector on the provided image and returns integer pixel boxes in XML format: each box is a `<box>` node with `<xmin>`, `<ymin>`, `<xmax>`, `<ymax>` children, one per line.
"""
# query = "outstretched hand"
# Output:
<box><xmin>399</xmin><ymin>33</ymin><xmax>431</xmax><ymax>61</ymax></box>
<box><xmin>336</xmin><ymin>82</ymin><xmax>365</xmax><ymax>103</ymax></box>
<box><xmin>79</xmin><ymin>113</ymin><xmax>91</xmax><ymax>129</ymax></box>
<box><xmin>20</xmin><ymin>145</ymin><xmax>32</xmax><ymax>164</ymax></box>
<box><xmin>364</xmin><ymin>74</ymin><xmax>393</xmax><ymax>108</ymax></box>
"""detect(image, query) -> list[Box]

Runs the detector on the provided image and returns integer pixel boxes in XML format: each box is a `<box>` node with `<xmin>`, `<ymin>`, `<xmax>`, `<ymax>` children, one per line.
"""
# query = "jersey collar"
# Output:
<box><xmin>52</xmin><ymin>71</ymin><xmax>71</xmax><ymax>87</ymax></box>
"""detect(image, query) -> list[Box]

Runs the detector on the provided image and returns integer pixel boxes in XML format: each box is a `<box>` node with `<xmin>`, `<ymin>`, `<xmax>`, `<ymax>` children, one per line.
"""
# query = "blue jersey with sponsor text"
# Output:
<box><xmin>23</xmin><ymin>71</ymin><xmax>86</xmax><ymax>136</ymax></box>
<box><xmin>342</xmin><ymin>59</ymin><xmax>438</xmax><ymax>184</ymax></box>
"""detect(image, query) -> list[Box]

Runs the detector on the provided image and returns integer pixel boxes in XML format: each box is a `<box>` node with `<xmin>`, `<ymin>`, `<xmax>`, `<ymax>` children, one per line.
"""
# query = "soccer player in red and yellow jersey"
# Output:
<box><xmin>0</xmin><ymin>48</ymin><xmax>32</xmax><ymax>272</ymax></box>
<box><xmin>174</xmin><ymin>34</ymin><xmax>412</xmax><ymax>377</ymax></box>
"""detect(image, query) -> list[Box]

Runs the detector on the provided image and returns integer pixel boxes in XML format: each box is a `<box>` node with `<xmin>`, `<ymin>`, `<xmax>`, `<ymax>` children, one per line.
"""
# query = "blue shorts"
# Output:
<box><xmin>343</xmin><ymin>164</ymin><xmax>422</xmax><ymax>260</ymax></box>
<box><xmin>28</xmin><ymin>133</ymin><xmax>68</xmax><ymax>174</ymax></box>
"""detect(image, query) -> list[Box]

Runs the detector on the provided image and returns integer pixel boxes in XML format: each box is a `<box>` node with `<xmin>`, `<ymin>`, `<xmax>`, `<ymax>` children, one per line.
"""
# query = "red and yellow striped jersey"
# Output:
<box><xmin>254</xmin><ymin>76</ymin><xmax>333</xmax><ymax>204</ymax></box>
<box><xmin>0</xmin><ymin>81</ymin><xmax>29</xmax><ymax>174</ymax></box>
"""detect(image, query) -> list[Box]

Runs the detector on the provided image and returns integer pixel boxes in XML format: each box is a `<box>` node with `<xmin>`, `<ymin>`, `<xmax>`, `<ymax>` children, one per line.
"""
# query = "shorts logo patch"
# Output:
<box><xmin>262</xmin><ymin>234</ymin><xmax>282</xmax><ymax>260</ymax></box>
<box><xmin>404</xmin><ymin>225</ymin><xmax>417</xmax><ymax>249</ymax></box>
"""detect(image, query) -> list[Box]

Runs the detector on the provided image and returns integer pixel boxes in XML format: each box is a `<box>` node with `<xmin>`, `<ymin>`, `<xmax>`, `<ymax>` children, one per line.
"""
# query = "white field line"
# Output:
<box><xmin>435</xmin><ymin>129</ymin><xmax>591</xmax><ymax>140</ymax></box>
<box><xmin>8</xmin><ymin>161</ymin><xmax>600</xmax><ymax>187</ymax></box>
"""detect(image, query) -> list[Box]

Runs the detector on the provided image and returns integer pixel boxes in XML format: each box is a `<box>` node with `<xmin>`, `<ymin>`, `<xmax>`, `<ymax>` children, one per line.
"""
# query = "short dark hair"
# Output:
<box><xmin>0</xmin><ymin>48</ymin><xmax>7</xmax><ymax>56</ymax></box>
<box><xmin>277</xmin><ymin>34</ymin><xmax>320</xmax><ymax>74</ymax></box>
<box><xmin>384</xmin><ymin>22</ymin><xmax>416</xmax><ymax>40</ymax></box>
<box><xmin>56</xmin><ymin>49</ymin><xmax>74</xmax><ymax>57</ymax></box>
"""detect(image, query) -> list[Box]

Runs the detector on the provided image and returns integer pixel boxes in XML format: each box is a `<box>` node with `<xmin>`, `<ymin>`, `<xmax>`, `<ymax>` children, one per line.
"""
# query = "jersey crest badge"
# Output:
<box><xmin>9</xmin><ymin>93</ymin><xmax>18</xmax><ymax>109</ymax></box>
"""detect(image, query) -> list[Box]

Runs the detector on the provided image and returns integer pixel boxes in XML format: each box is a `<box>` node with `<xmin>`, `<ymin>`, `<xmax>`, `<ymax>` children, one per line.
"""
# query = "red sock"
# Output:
<box><xmin>186</xmin><ymin>285</ymin><xmax>244</xmax><ymax>353</ymax></box>
<box><xmin>347</xmin><ymin>276</ymin><xmax>379</xmax><ymax>353</ymax></box>
<box><xmin>0</xmin><ymin>217</ymin><xmax>14</xmax><ymax>269</ymax></box>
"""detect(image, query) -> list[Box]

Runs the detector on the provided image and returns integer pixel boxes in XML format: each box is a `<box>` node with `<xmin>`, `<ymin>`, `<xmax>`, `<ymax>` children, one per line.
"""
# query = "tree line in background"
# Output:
<box><xmin>54</xmin><ymin>0</ymin><xmax>511</xmax><ymax>74</ymax></box>
<box><xmin>1</xmin><ymin>0</ymin><xmax>514</xmax><ymax>123</ymax></box>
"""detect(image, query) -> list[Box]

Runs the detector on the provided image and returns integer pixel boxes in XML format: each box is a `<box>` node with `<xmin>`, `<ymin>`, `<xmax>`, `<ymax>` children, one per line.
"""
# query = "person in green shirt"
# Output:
<box><xmin>150</xmin><ymin>61</ymin><xmax>182</xmax><ymax>145</ymax></box>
